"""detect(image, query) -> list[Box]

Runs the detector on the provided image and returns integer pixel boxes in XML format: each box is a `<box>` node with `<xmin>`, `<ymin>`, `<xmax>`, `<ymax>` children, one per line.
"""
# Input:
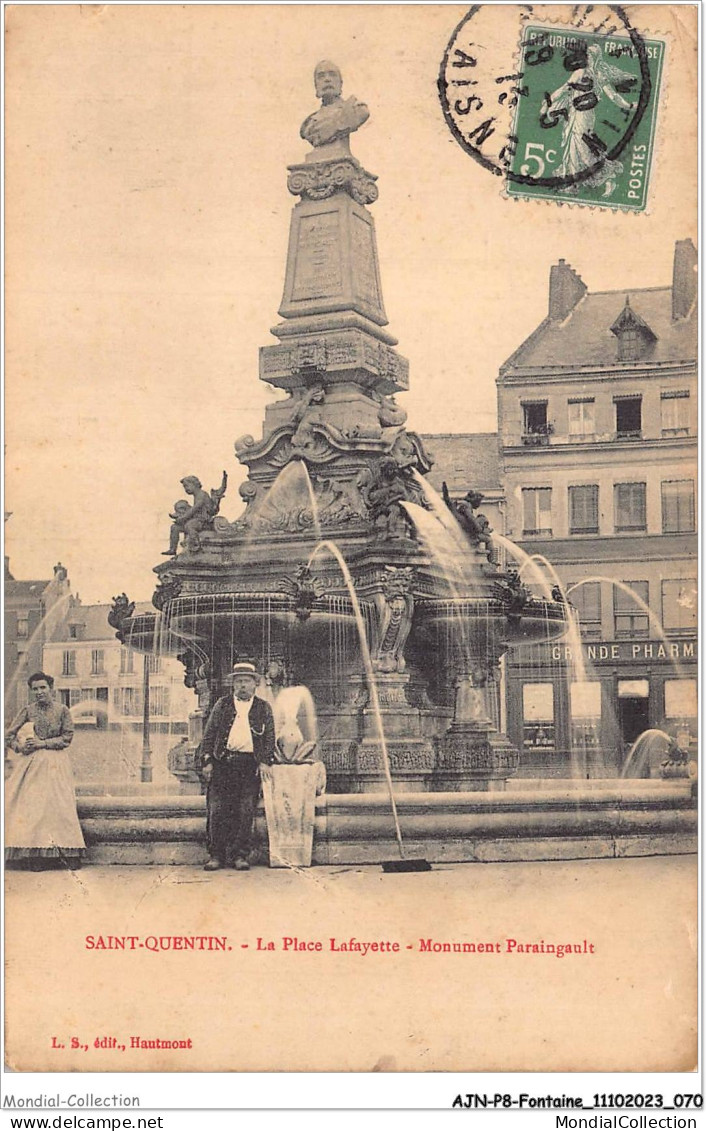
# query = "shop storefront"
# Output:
<box><xmin>506</xmin><ymin>637</ymin><xmax>697</xmax><ymax>778</ymax></box>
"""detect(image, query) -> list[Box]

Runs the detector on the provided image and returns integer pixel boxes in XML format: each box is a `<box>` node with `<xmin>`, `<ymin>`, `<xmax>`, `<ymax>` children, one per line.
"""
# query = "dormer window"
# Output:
<box><xmin>610</xmin><ymin>296</ymin><xmax>657</xmax><ymax>362</ymax></box>
<box><xmin>617</xmin><ymin>326</ymin><xmax>640</xmax><ymax>361</ymax></box>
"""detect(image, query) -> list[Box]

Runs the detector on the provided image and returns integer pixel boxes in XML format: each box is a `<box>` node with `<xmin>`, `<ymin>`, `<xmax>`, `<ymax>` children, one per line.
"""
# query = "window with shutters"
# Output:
<box><xmin>569</xmin><ymin>485</ymin><xmax>599</xmax><ymax>534</ymax></box>
<box><xmin>150</xmin><ymin>686</ymin><xmax>170</xmax><ymax>716</ymax></box>
<box><xmin>568</xmin><ymin>582</ymin><xmax>602</xmax><ymax>639</ymax></box>
<box><xmin>660</xmin><ymin>391</ymin><xmax>689</xmax><ymax>435</ymax></box>
<box><xmin>568</xmin><ymin>399</ymin><xmax>595</xmax><ymax>439</ymax></box>
<box><xmin>613</xmin><ymin>581</ymin><xmax>649</xmax><ymax>638</ymax></box>
<box><xmin>614</xmin><ymin>482</ymin><xmax>646</xmax><ymax>532</ymax></box>
<box><xmin>661</xmin><ymin>579</ymin><xmax>697</xmax><ymax>633</ymax></box>
<box><xmin>661</xmin><ymin>480</ymin><xmax>695</xmax><ymax>533</ymax></box>
<box><xmin>522</xmin><ymin>487</ymin><xmax>552</xmax><ymax>535</ymax></box>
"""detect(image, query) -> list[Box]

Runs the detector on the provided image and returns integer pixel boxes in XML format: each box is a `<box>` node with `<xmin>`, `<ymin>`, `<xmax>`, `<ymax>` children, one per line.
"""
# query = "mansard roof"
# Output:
<box><xmin>5</xmin><ymin>578</ymin><xmax>52</xmax><ymax>601</ymax></box>
<box><xmin>502</xmin><ymin>286</ymin><xmax>696</xmax><ymax>372</ymax></box>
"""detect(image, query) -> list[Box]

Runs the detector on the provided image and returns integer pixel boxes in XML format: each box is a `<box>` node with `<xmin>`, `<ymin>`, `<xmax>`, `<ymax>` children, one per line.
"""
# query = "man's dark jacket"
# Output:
<box><xmin>199</xmin><ymin>695</ymin><xmax>276</xmax><ymax>767</ymax></box>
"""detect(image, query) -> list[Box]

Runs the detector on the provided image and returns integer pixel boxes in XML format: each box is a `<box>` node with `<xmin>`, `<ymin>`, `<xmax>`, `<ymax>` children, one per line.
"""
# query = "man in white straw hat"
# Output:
<box><xmin>199</xmin><ymin>662</ymin><xmax>275</xmax><ymax>871</ymax></box>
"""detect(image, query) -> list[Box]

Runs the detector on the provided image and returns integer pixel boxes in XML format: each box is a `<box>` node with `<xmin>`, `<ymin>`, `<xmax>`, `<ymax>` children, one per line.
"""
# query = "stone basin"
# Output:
<box><xmin>78</xmin><ymin>781</ymin><xmax>696</xmax><ymax>866</ymax></box>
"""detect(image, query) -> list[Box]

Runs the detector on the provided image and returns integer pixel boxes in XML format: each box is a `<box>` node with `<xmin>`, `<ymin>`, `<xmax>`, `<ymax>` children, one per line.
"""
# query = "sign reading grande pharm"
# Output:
<box><xmin>548</xmin><ymin>639</ymin><xmax>697</xmax><ymax>663</ymax></box>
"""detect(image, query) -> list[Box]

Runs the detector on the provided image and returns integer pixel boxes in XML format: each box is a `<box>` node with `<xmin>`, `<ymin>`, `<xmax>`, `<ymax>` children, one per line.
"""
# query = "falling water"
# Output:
<box><xmin>404</xmin><ymin>485</ymin><xmax>506</xmax><ymax>691</ymax></box>
<box><xmin>296</xmin><ymin>462</ymin><xmax>324</xmax><ymax>546</ymax></box>
<box><xmin>520</xmin><ymin>555</ymin><xmax>604</xmax><ymax>778</ymax></box>
<box><xmin>621</xmin><ymin>728</ymin><xmax>672</xmax><ymax>779</ymax></box>
<box><xmin>521</xmin><ymin>552</ymin><xmax>563</xmax><ymax>594</ymax></box>
<box><xmin>5</xmin><ymin>591</ymin><xmax>76</xmax><ymax>708</ymax></box>
<box><xmin>493</xmin><ymin>536</ymin><xmax>553</xmax><ymax>599</ymax></box>
<box><xmin>411</xmin><ymin>470</ymin><xmax>473</xmax><ymax>558</ymax></box>
<box><xmin>402</xmin><ymin>500</ymin><xmax>465</xmax><ymax>584</ymax></box>
<box><xmin>408</xmin><ymin>484</ymin><xmax>598</xmax><ymax>779</ymax></box>
<box><xmin>309</xmin><ymin>539</ymin><xmax>407</xmax><ymax>860</ymax></box>
<box><xmin>270</xmin><ymin>684</ymin><xmax>319</xmax><ymax>761</ymax></box>
<box><xmin>402</xmin><ymin>501</ymin><xmax>473</xmax><ymax>672</ymax></box>
<box><xmin>252</xmin><ymin>459</ymin><xmax>323</xmax><ymax>544</ymax></box>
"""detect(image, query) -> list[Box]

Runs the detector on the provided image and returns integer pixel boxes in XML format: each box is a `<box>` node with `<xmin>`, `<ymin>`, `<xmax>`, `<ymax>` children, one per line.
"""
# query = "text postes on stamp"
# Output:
<box><xmin>507</xmin><ymin>25</ymin><xmax>665</xmax><ymax>209</ymax></box>
<box><xmin>439</xmin><ymin>5</ymin><xmax>665</xmax><ymax>212</ymax></box>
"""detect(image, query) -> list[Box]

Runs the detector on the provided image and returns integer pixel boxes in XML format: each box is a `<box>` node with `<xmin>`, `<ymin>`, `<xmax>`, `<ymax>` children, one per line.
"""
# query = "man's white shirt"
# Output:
<box><xmin>227</xmin><ymin>696</ymin><xmax>255</xmax><ymax>753</ymax></box>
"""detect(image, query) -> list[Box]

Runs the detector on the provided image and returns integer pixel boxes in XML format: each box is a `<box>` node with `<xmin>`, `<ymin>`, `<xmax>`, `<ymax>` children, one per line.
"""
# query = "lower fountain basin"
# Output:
<box><xmin>78</xmin><ymin>782</ymin><xmax>696</xmax><ymax>866</ymax></box>
<box><xmin>414</xmin><ymin>597</ymin><xmax>568</xmax><ymax>652</ymax></box>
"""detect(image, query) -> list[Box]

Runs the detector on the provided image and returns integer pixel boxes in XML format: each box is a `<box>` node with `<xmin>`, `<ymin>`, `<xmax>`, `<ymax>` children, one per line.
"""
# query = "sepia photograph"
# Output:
<box><xmin>3</xmin><ymin>1</ymin><xmax>698</xmax><ymax>1087</ymax></box>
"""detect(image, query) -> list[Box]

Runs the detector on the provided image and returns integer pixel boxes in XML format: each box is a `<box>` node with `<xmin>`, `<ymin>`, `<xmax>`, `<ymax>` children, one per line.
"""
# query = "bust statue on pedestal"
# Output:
<box><xmin>300</xmin><ymin>60</ymin><xmax>369</xmax><ymax>158</ymax></box>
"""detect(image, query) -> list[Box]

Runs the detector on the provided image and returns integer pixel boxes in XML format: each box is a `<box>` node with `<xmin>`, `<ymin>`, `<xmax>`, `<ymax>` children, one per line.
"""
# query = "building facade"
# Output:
<box><xmin>497</xmin><ymin>240</ymin><xmax>697</xmax><ymax>777</ymax></box>
<box><xmin>4</xmin><ymin>558</ymin><xmax>76</xmax><ymax>721</ymax></box>
<box><xmin>42</xmin><ymin>603</ymin><xmax>194</xmax><ymax>787</ymax></box>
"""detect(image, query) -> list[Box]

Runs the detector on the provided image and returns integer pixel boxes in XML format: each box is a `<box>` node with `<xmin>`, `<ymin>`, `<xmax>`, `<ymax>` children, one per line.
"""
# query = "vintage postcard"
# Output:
<box><xmin>3</xmin><ymin>2</ymin><xmax>698</xmax><ymax>1085</ymax></box>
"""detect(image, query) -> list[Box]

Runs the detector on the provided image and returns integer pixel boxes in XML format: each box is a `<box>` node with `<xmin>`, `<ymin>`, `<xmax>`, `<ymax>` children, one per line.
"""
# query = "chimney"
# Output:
<box><xmin>548</xmin><ymin>258</ymin><xmax>587</xmax><ymax>321</ymax></box>
<box><xmin>672</xmin><ymin>238</ymin><xmax>697</xmax><ymax>320</ymax></box>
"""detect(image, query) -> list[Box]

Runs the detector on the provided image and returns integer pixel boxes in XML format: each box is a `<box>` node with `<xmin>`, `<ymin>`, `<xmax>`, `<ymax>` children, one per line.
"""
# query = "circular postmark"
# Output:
<box><xmin>438</xmin><ymin>4</ymin><xmax>656</xmax><ymax>202</ymax></box>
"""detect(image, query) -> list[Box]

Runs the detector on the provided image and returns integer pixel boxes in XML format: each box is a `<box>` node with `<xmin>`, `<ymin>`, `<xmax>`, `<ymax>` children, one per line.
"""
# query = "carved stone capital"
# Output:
<box><xmin>287</xmin><ymin>158</ymin><xmax>378</xmax><ymax>205</ymax></box>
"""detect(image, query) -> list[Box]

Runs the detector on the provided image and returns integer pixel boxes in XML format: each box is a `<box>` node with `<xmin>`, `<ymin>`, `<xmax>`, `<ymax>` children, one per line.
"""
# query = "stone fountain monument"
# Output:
<box><xmin>117</xmin><ymin>61</ymin><xmax>567</xmax><ymax>796</ymax></box>
<box><xmin>95</xmin><ymin>63</ymin><xmax>695</xmax><ymax>867</ymax></box>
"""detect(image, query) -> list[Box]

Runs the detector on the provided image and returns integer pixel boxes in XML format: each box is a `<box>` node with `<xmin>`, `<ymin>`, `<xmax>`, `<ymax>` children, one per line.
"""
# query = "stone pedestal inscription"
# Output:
<box><xmin>280</xmin><ymin>194</ymin><xmax>387</xmax><ymax>326</ymax></box>
<box><xmin>292</xmin><ymin>211</ymin><xmax>342</xmax><ymax>302</ymax></box>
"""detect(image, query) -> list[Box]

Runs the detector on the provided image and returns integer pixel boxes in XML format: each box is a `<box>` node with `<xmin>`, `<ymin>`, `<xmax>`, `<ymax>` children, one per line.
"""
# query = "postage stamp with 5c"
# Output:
<box><xmin>439</xmin><ymin>6</ymin><xmax>666</xmax><ymax>212</ymax></box>
<box><xmin>506</xmin><ymin>25</ymin><xmax>665</xmax><ymax>210</ymax></box>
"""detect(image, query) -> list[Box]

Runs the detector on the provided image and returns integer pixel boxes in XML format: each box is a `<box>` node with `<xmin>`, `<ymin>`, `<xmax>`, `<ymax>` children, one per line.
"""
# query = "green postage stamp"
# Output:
<box><xmin>439</xmin><ymin>8</ymin><xmax>666</xmax><ymax>213</ymax></box>
<box><xmin>506</xmin><ymin>26</ymin><xmax>665</xmax><ymax>210</ymax></box>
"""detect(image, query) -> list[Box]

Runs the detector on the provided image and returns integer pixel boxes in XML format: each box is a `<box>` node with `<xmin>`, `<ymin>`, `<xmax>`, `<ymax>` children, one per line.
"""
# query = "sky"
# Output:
<box><xmin>5</xmin><ymin>4</ymin><xmax>697</xmax><ymax>603</ymax></box>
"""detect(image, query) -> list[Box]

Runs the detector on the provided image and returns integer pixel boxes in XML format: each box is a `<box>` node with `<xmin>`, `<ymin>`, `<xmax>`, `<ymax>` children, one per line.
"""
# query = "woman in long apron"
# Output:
<box><xmin>5</xmin><ymin>672</ymin><xmax>85</xmax><ymax>869</ymax></box>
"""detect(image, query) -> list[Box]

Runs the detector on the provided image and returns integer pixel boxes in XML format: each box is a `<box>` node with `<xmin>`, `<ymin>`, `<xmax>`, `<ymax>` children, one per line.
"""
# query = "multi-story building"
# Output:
<box><xmin>4</xmin><ymin>558</ymin><xmax>76</xmax><ymax>721</ymax></box>
<box><xmin>497</xmin><ymin>239</ymin><xmax>697</xmax><ymax>776</ymax></box>
<box><xmin>42</xmin><ymin>603</ymin><xmax>193</xmax><ymax>787</ymax></box>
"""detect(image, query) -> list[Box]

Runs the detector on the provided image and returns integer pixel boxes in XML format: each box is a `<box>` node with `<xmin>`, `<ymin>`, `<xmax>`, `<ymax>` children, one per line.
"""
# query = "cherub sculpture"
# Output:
<box><xmin>163</xmin><ymin>471</ymin><xmax>228</xmax><ymax>555</ymax></box>
<box><xmin>442</xmin><ymin>482</ymin><xmax>494</xmax><ymax>556</ymax></box>
<box><xmin>361</xmin><ymin>457</ymin><xmax>411</xmax><ymax>541</ymax></box>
